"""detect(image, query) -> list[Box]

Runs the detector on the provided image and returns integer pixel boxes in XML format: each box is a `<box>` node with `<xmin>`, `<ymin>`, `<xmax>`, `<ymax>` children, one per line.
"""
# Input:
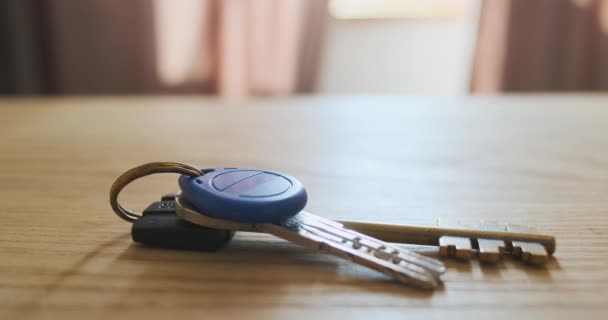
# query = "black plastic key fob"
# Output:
<box><xmin>131</xmin><ymin>195</ymin><xmax>234</xmax><ymax>251</ymax></box>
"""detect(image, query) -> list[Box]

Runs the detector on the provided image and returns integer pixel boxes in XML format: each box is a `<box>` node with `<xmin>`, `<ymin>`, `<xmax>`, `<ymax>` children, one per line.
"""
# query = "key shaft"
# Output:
<box><xmin>338</xmin><ymin>220</ymin><xmax>556</xmax><ymax>255</ymax></box>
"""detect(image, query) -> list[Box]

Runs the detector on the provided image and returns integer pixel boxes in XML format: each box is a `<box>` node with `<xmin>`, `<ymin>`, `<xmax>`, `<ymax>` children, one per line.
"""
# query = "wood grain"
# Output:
<box><xmin>0</xmin><ymin>95</ymin><xmax>607</xmax><ymax>320</ymax></box>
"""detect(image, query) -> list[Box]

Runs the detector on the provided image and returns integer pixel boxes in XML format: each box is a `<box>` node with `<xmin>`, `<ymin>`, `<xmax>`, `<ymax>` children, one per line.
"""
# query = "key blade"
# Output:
<box><xmin>299</xmin><ymin>212</ymin><xmax>446</xmax><ymax>278</ymax></box>
<box><xmin>296</xmin><ymin>222</ymin><xmax>435</xmax><ymax>279</ymax></box>
<box><xmin>263</xmin><ymin>213</ymin><xmax>444</xmax><ymax>290</ymax></box>
<box><xmin>264</xmin><ymin>221</ymin><xmax>439</xmax><ymax>290</ymax></box>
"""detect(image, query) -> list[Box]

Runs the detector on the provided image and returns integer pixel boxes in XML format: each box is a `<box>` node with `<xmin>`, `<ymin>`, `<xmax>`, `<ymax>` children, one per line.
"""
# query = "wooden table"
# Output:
<box><xmin>1</xmin><ymin>95</ymin><xmax>607</xmax><ymax>319</ymax></box>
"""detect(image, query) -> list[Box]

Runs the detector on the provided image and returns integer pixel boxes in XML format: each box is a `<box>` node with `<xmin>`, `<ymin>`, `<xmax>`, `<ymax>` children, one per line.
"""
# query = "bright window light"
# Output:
<box><xmin>329</xmin><ymin>0</ymin><xmax>472</xmax><ymax>20</ymax></box>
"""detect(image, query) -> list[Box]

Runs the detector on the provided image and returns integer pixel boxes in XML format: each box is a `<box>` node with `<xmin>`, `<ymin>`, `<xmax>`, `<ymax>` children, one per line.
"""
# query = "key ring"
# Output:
<box><xmin>110</xmin><ymin>162</ymin><xmax>203</xmax><ymax>223</ymax></box>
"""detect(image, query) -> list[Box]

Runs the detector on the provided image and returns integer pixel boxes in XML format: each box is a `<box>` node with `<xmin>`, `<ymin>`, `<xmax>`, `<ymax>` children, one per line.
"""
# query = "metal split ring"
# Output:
<box><xmin>110</xmin><ymin>162</ymin><xmax>203</xmax><ymax>223</ymax></box>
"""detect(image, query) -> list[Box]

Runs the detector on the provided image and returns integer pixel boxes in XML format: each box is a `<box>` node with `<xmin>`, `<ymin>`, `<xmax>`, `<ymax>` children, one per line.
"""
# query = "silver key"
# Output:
<box><xmin>339</xmin><ymin>219</ymin><xmax>556</xmax><ymax>265</ymax></box>
<box><xmin>175</xmin><ymin>195</ymin><xmax>446</xmax><ymax>290</ymax></box>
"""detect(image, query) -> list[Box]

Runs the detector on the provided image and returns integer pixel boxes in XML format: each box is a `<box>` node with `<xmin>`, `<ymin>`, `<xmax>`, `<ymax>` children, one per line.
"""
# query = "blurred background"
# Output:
<box><xmin>1</xmin><ymin>0</ymin><xmax>608</xmax><ymax>97</ymax></box>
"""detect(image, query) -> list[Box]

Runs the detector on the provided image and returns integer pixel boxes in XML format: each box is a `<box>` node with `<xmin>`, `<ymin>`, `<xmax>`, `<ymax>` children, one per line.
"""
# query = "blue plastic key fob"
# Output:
<box><xmin>178</xmin><ymin>168</ymin><xmax>307</xmax><ymax>223</ymax></box>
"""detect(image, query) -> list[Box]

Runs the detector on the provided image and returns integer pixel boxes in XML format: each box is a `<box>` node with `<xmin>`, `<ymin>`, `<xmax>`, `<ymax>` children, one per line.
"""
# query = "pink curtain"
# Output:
<box><xmin>1</xmin><ymin>0</ymin><xmax>327</xmax><ymax>96</ymax></box>
<box><xmin>218</xmin><ymin>0</ymin><xmax>326</xmax><ymax>97</ymax></box>
<box><xmin>155</xmin><ymin>0</ymin><xmax>327</xmax><ymax>97</ymax></box>
<box><xmin>471</xmin><ymin>0</ymin><xmax>608</xmax><ymax>93</ymax></box>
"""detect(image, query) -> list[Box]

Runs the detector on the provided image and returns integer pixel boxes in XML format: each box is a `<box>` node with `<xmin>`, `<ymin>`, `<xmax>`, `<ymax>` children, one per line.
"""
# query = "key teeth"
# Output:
<box><xmin>435</xmin><ymin>219</ymin><xmax>552</xmax><ymax>266</ymax></box>
<box><xmin>506</xmin><ymin>223</ymin><xmax>550</xmax><ymax>266</ymax></box>
<box><xmin>476</xmin><ymin>220</ymin><xmax>507</xmax><ymax>263</ymax></box>
<box><xmin>439</xmin><ymin>242</ymin><xmax>473</xmax><ymax>260</ymax></box>
<box><xmin>438</xmin><ymin>219</ymin><xmax>474</xmax><ymax>261</ymax></box>
<box><xmin>510</xmin><ymin>242</ymin><xmax>549</xmax><ymax>265</ymax></box>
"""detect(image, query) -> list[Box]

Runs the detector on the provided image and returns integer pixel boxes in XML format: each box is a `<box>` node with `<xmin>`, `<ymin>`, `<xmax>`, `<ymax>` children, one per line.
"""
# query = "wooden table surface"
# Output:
<box><xmin>1</xmin><ymin>95</ymin><xmax>607</xmax><ymax>319</ymax></box>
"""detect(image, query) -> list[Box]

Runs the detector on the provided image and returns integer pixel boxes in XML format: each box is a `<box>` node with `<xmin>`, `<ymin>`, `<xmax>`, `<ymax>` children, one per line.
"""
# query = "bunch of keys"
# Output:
<box><xmin>110</xmin><ymin>162</ymin><xmax>556</xmax><ymax>291</ymax></box>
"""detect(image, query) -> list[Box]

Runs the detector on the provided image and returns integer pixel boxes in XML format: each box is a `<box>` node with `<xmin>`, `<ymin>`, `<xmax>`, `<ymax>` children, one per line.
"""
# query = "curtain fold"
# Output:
<box><xmin>471</xmin><ymin>0</ymin><xmax>608</xmax><ymax>93</ymax></box>
<box><xmin>0</xmin><ymin>1</ymin><xmax>47</xmax><ymax>94</ymax></box>
<box><xmin>0</xmin><ymin>0</ymin><xmax>327</xmax><ymax>96</ymax></box>
<box><xmin>213</xmin><ymin>0</ymin><xmax>326</xmax><ymax>97</ymax></box>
